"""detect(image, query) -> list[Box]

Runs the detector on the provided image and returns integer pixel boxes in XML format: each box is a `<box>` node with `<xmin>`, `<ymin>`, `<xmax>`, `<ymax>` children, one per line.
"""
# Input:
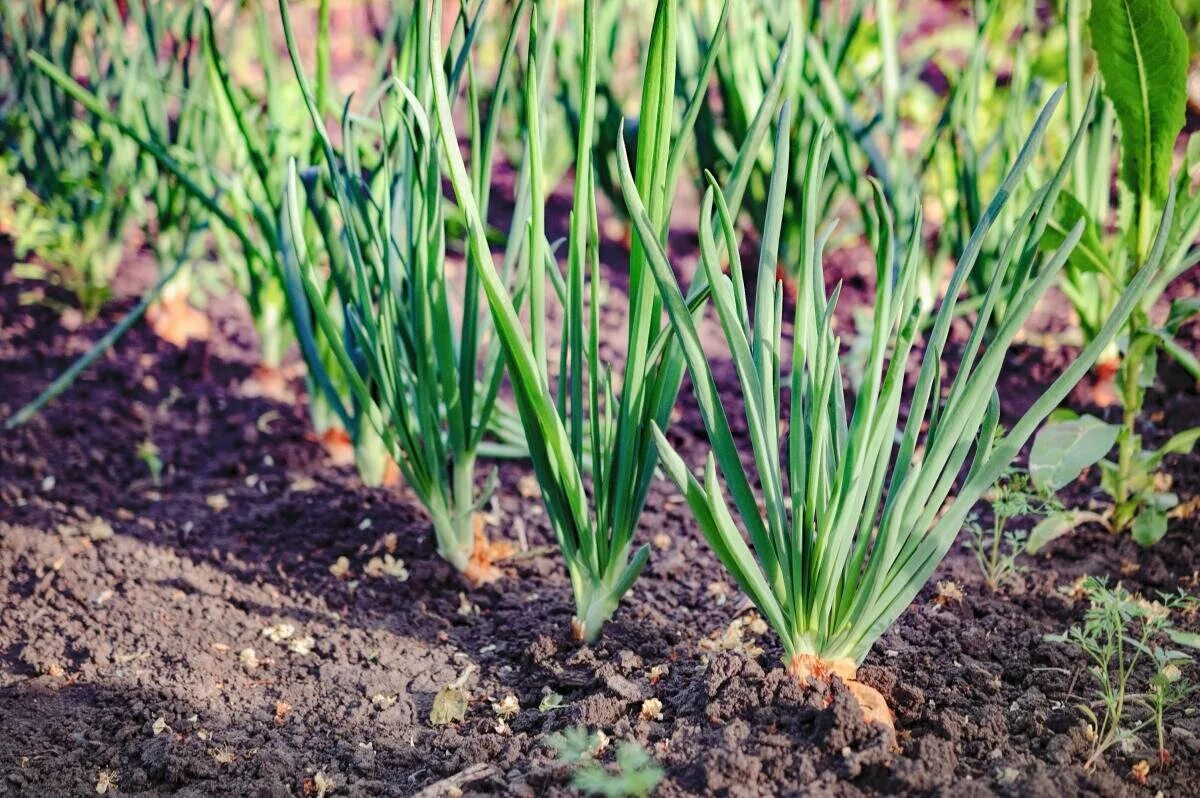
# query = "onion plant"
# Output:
<box><xmin>0</xmin><ymin>0</ymin><xmax>143</xmax><ymax>316</ymax></box>
<box><xmin>276</xmin><ymin>0</ymin><xmax>527</xmax><ymax>576</ymax></box>
<box><xmin>432</xmin><ymin>0</ymin><xmax>783</xmax><ymax>640</ymax></box>
<box><xmin>1035</xmin><ymin>0</ymin><xmax>1200</xmax><ymax>544</ymax></box>
<box><xmin>626</xmin><ymin>90</ymin><xmax>1173</xmax><ymax>719</ymax></box>
<box><xmin>4</xmin><ymin>0</ymin><xmax>215</xmax><ymax>428</ymax></box>
<box><xmin>688</xmin><ymin>1</ymin><xmax>947</xmax><ymax>281</ymax></box>
<box><xmin>692</xmin><ymin>0</ymin><xmax>1062</xmax><ymax>317</ymax></box>
<box><xmin>25</xmin><ymin>1</ymin><xmax>312</xmax><ymax>367</ymax></box>
<box><xmin>26</xmin><ymin>1</ymin><xmax>529</xmax><ymax>485</ymax></box>
<box><xmin>24</xmin><ymin>1</ymin><xmax>368</xmax><ymax>462</ymax></box>
<box><xmin>688</xmin><ymin>1</ymin><xmax>836</xmax><ymax>275</ymax></box>
<box><xmin>121</xmin><ymin>0</ymin><xmax>217</xmax><ymax>344</ymax></box>
<box><xmin>925</xmin><ymin>0</ymin><xmax>1056</xmax><ymax>312</ymax></box>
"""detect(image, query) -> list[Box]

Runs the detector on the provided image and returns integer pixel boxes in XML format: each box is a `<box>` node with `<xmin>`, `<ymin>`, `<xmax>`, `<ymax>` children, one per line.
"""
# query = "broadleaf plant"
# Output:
<box><xmin>1037</xmin><ymin>0</ymin><xmax>1200</xmax><ymax>544</ymax></box>
<box><xmin>1023</xmin><ymin>411</ymin><xmax>1119</xmax><ymax>553</ymax></box>
<box><xmin>625</xmin><ymin>88</ymin><xmax>1174</xmax><ymax>720</ymax></box>
<box><xmin>1089</xmin><ymin>0</ymin><xmax>1187</xmax><ymax>214</ymax></box>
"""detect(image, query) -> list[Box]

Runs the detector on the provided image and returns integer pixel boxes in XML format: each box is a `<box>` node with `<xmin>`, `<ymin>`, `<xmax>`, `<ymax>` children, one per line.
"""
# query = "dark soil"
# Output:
<box><xmin>2</xmin><ymin>229</ymin><xmax>1200</xmax><ymax>798</ymax></box>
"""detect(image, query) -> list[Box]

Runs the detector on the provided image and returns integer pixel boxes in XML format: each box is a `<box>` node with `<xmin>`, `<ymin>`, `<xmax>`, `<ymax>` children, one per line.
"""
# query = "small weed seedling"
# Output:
<box><xmin>964</xmin><ymin>470</ymin><xmax>1061</xmax><ymax>591</ymax></box>
<box><xmin>1048</xmin><ymin>578</ymin><xmax>1199</xmax><ymax>770</ymax></box>
<box><xmin>547</xmin><ymin>727</ymin><xmax>663</xmax><ymax>798</ymax></box>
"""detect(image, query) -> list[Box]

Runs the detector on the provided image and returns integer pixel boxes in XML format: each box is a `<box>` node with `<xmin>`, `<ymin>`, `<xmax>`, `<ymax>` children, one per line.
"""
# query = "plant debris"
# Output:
<box><xmin>94</xmin><ymin>769</ymin><xmax>117</xmax><ymax>794</ymax></box>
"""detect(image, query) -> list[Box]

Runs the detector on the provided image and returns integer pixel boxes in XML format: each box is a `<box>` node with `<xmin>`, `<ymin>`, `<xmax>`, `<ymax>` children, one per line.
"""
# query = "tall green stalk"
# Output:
<box><xmin>24</xmin><ymin>2</ymin><xmax>523</xmax><ymax>486</ymax></box>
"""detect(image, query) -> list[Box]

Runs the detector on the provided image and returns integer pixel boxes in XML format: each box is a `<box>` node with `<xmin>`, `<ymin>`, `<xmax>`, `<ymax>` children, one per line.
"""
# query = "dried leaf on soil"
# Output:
<box><xmin>430</xmin><ymin>686</ymin><xmax>468</xmax><ymax>726</ymax></box>
<box><xmin>289</xmin><ymin>475</ymin><xmax>318</xmax><ymax>493</ymax></box>
<box><xmin>363</xmin><ymin>554</ymin><xmax>408</xmax><ymax>580</ymax></box>
<box><xmin>288</xmin><ymin>635</ymin><xmax>316</xmax><ymax>656</ymax></box>
<box><xmin>461</xmin><ymin>516</ymin><xmax>515</xmax><ymax>585</ymax></box>
<box><xmin>370</xmin><ymin>693</ymin><xmax>396</xmax><ymax>710</ymax></box>
<box><xmin>147</xmin><ymin>290</ymin><xmax>210</xmax><ymax>347</ymax></box>
<box><xmin>933</xmin><ymin>580</ymin><xmax>964</xmax><ymax>605</ymax></box>
<box><xmin>261</xmin><ymin>623</ymin><xmax>296</xmax><ymax>643</ymax></box>
<box><xmin>492</xmin><ymin>694</ymin><xmax>520</xmax><ymax>717</ymax></box>
<box><xmin>538</xmin><ymin>692</ymin><xmax>565</xmax><ymax>712</ymax></box>
<box><xmin>305</xmin><ymin>771</ymin><xmax>334</xmax><ymax>798</ymax></box>
<box><xmin>701</xmin><ymin>616</ymin><xmax>764</xmax><ymax>657</ymax></box>
<box><xmin>328</xmin><ymin>556</ymin><xmax>351</xmax><ymax>579</ymax></box>
<box><xmin>84</xmin><ymin>518</ymin><xmax>113</xmax><ymax>541</ymax></box>
<box><xmin>94</xmin><ymin>769</ymin><xmax>117</xmax><ymax>794</ymax></box>
<box><xmin>639</xmin><ymin>698</ymin><xmax>663</xmax><ymax>721</ymax></box>
<box><xmin>239</xmin><ymin>647</ymin><xmax>259</xmax><ymax>670</ymax></box>
<box><xmin>517</xmin><ymin>474</ymin><xmax>540</xmax><ymax>498</ymax></box>
<box><xmin>705</xmin><ymin>581</ymin><xmax>729</xmax><ymax>606</ymax></box>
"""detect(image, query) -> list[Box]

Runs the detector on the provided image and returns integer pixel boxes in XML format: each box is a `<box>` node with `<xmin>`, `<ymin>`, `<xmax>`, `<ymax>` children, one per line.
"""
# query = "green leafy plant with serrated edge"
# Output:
<box><xmin>1047</xmin><ymin>577</ymin><xmax>1199</xmax><ymax>771</ymax></box>
<box><xmin>547</xmin><ymin>728</ymin><xmax>662</xmax><ymax>798</ymax></box>
<box><xmin>1037</xmin><ymin>0</ymin><xmax>1200</xmax><ymax>545</ymax></box>
<box><xmin>965</xmin><ymin>469</ymin><xmax>1062</xmax><ymax>591</ymax></box>
<box><xmin>624</xmin><ymin>81</ymin><xmax>1173</xmax><ymax>696</ymax></box>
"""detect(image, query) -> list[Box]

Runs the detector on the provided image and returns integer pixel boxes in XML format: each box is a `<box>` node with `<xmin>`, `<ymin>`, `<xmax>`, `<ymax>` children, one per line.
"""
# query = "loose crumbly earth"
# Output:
<box><xmin>1</xmin><ymin>228</ymin><xmax>1199</xmax><ymax>798</ymax></box>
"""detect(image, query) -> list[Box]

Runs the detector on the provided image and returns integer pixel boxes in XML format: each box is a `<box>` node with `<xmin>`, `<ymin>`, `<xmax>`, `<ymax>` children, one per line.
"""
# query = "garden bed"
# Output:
<box><xmin>2</xmin><ymin>237</ymin><xmax>1199</xmax><ymax>797</ymax></box>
